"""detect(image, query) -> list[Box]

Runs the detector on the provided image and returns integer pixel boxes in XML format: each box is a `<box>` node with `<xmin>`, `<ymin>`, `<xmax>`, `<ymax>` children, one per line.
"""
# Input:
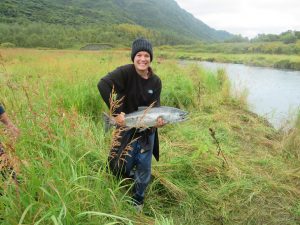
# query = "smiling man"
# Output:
<box><xmin>98</xmin><ymin>38</ymin><xmax>165</xmax><ymax>211</ymax></box>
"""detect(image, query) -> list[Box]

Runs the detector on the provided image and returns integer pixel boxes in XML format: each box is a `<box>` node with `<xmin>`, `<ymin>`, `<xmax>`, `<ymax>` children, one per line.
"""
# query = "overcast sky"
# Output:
<box><xmin>174</xmin><ymin>0</ymin><xmax>300</xmax><ymax>38</ymax></box>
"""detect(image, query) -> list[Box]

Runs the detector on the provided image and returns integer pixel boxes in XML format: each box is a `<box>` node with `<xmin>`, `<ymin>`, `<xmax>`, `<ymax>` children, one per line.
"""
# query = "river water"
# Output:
<box><xmin>196</xmin><ymin>61</ymin><xmax>300</xmax><ymax>129</ymax></box>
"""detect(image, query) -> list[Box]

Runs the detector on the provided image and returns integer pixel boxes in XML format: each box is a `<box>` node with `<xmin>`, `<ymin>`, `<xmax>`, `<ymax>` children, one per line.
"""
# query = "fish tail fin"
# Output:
<box><xmin>103</xmin><ymin>112</ymin><xmax>114</xmax><ymax>133</ymax></box>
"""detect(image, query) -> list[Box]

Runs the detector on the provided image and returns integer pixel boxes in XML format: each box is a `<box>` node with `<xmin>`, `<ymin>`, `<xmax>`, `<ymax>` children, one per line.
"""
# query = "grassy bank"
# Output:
<box><xmin>158</xmin><ymin>46</ymin><xmax>300</xmax><ymax>70</ymax></box>
<box><xmin>0</xmin><ymin>48</ymin><xmax>299</xmax><ymax>224</ymax></box>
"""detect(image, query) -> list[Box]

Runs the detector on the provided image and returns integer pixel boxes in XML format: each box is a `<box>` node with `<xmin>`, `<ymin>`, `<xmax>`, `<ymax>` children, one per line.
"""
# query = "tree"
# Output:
<box><xmin>280</xmin><ymin>31</ymin><xmax>297</xmax><ymax>44</ymax></box>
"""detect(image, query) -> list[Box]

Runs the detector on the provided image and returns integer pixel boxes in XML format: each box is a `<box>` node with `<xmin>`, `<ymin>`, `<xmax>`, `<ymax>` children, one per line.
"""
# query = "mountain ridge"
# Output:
<box><xmin>0</xmin><ymin>0</ymin><xmax>234</xmax><ymax>47</ymax></box>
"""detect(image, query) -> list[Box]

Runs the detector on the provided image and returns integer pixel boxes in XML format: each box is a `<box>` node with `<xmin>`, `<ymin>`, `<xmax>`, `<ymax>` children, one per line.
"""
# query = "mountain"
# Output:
<box><xmin>0</xmin><ymin>0</ymin><xmax>234</xmax><ymax>48</ymax></box>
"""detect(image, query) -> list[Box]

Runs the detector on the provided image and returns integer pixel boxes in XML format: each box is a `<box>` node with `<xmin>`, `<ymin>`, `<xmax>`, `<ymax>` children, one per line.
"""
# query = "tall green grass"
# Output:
<box><xmin>281</xmin><ymin>112</ymin><xmax>300</xmax><ymax>160</ymax></box>
<box><xmin>0</xmin><ymin>49</ymin><xmax>299</xmax><ymax>224</ymax></box>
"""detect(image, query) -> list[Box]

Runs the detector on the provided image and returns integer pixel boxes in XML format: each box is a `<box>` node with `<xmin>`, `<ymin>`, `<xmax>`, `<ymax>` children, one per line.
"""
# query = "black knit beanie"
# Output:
<box><xmin>131</xmin><ymin>38</ymin><xmax>153</xmax><ymax>62</ymax></box>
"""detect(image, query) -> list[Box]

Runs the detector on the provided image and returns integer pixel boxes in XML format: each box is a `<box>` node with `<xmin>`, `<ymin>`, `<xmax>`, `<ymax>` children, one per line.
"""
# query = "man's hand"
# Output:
<box><xmin>114</xmin><ymin>112</ymin><xmax>126</xmax><ymax>126</ymax></box>
<box><xmin>155</xmin><ymin>116</ymin><xmax>166</xmax><ymax>128</ymax></box>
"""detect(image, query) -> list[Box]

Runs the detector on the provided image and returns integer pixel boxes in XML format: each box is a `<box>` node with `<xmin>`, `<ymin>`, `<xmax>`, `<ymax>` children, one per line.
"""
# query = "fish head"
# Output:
<box><xmin>163</xmin><ymin>108</ymin><xmax>188</xmax><ymax>123</ymax></box>
<box><xmin>176</xmin><ymin>109</ymin><xmax>189</xmax><ymax>122</ymax></box>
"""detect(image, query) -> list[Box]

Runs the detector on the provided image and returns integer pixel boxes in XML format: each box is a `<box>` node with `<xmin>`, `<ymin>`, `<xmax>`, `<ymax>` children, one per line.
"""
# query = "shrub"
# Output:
<box><xmin>0</xmin><ymin>42</ymin><xmax>15</xmax><ymax>48</ymax></box>
<box><xmin>274</xmin><ymin>60</ymin><xmax>292</xmax><ymax>69</ymax></box>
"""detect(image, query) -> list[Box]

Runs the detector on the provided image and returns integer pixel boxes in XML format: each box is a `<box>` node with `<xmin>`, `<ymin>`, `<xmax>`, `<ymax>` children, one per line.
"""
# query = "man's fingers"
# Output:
<box><xmin>115</xmin><ymin>112</ymin><xmax>126</xmax><ymax>126</ymax></box>
<box><xmin>156</xmin><ymin>117</ymin><xmax>165</xmax><ymax>128</ymax></box>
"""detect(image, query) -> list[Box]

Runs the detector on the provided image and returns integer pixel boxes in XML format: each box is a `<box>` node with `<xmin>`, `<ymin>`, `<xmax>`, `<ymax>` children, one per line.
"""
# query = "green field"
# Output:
<box><xmin>0</xmin><ymin>48</ymin><xmax>299</xmax><ymax>224</ymax></box>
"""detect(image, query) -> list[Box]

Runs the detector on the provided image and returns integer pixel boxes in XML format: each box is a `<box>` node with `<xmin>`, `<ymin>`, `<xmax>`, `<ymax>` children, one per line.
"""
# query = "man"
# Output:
<box><xmin>98</xmin><ymin>38</ymin><xmax>165</xmax><ymax>211</ymax></box>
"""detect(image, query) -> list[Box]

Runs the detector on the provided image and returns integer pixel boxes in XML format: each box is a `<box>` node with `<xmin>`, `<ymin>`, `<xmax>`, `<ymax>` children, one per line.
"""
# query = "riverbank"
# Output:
<box><xmin>157</xmin><ymin>48</ymin><xmax>300</xmax><ymax>71</ymax></box>
<box><xmin>183</xmin><ymin>60</ymin><xmax>300</xmax><ymax>130</ymax></box>
<box><xmin>0</xmin><ymin>48</ymin><xmax>299</xmax><ymax>224</ymax></box>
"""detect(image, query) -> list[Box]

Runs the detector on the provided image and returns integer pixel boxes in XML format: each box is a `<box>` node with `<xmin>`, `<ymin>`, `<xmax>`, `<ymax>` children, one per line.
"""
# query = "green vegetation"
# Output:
<box><xmin>252</xmin><ymin>31</ymin><xmax>300</xmax><ymax>44</ymax></box>
<box><xmin>158</xmin><ymin>43</ymin><xmax>300</xmax><ymax>70</ymax></box>
<box><xmin>0</xmin><ymin>49</ymin><xmax>299</xmax><ymax>224</ymax></box>
<box><xmin>154</xmin><ymin>31</ymin><xmax>300</xmax><ymax>70</ymax></box>
<box><xmin>1</xmin><ymin>0</ymin><xmax>299</xmax><ymax>72</ymax></box>
<box><xmin>0</xmin><ymin>22</ymin><xmax>196</xmax><ymax>49</ymax></box>
<box><xmin>168</xmin><ymin>39</ymin><xmax>300</xmax><ymax>55</ymax></box>
<box><xmin>0</xmin><ymin>0</ymin><xmax>233</xmax><ymax>49</ymax></box>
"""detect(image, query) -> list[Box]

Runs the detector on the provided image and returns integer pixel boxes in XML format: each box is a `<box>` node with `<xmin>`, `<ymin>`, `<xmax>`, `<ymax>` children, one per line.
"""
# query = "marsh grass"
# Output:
<box><xmin>0</xmin><ymin>48</ymin><xmax>299</xmax><ymax>224</ymax></box>
<box><xmin>280</xmin><ymin>112</ymin><xmax>300</xmax><ymax>160</ymax></box>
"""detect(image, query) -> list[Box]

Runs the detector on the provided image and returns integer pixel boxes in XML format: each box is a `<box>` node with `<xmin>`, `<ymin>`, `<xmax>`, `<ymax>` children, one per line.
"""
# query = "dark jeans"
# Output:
<box><xmin>124</xmin><ymin>132</ymin><xmax>155</xmax><ymax>205</ymax></box>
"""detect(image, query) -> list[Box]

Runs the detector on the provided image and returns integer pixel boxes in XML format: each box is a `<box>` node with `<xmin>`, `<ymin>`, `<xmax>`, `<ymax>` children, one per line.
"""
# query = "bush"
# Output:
<box><xmin>0</xmin><ymin>42</ymin><xmax>15</xmax><ymax>48</ymax></box>
<box><xmin>274</xmin><ymin>60</ymin><xmax>292</xmax><ymax>69</ymax></box>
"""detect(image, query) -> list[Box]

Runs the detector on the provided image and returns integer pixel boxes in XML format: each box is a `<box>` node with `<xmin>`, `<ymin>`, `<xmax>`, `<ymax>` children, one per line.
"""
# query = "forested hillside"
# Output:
<box><xmin>0</xmin><ymin>0</ymin><xmax>234</xmax><ymax>48</ymax></box>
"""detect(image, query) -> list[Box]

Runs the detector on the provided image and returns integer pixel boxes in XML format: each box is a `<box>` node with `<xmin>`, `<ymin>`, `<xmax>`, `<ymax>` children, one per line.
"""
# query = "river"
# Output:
<box><xmin>196</xmin><ymin>61</ymin><xmax>300</xmax><ymax>129</ymax></box>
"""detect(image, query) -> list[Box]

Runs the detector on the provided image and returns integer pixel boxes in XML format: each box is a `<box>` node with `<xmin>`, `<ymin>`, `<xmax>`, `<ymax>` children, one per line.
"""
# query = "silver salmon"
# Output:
<box><xmin>103</xmin><ymin>106</ymin><xmax>188</xmax><ymax>131</ymax></box>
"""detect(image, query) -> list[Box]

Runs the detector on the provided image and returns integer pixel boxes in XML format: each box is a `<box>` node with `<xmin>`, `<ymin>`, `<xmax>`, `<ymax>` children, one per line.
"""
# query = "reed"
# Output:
<box><xmin>280</xmin><ymin>112</ymin><xmax>300</xmax><ymax>160</ymax></box>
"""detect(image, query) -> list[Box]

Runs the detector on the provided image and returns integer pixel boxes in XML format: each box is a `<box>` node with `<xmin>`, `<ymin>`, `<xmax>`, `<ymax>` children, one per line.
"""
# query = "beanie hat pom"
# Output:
<box><xmin>131</xmin><ymin>38</ymin><xmax>153</xmax><ymax>62</ymax></box>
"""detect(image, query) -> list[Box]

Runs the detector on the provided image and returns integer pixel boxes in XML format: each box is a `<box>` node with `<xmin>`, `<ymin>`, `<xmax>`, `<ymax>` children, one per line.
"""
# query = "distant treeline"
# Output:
<box><xmin>171</xmin><ymin>30</ymin><xmax>300</xmax><ymax>55</ymax></box>
<box><xmin>252</xmin><ymin>31</ymin><xmax>300</xmax><ymax>44</ymax></box>
<box><xmin>0</xmin><ymin>22</ymin><xmax>194</xmax><ymax>49</ymax></box>
<box><xmin>1</xmin><ymin>22</ymin><xmax>300</xmax><ymax>56</ymax></box>
<box><xmin>176</xmin><ymin>41</ymin><xmax>300</xmax><ymax>55</ymax></box>
<box><xmin>226</xmin><ymin>30</ymin><xmax>300</xmax><ymax>44</ymax></box>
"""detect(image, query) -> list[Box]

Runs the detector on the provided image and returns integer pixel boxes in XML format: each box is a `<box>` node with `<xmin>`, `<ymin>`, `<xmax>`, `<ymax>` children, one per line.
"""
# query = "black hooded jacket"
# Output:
<box><xmin>97</xmin><ymin>64</ymin><xmax>162</xmax><ymax>161</ymax></box>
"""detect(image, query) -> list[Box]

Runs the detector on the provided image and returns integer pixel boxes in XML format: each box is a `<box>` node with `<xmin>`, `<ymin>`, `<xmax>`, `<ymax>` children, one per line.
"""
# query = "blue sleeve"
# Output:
<box><xmin>0</xmin><ymin>105</ymin><xmax>5</xmax><ymax>115</ymax></box>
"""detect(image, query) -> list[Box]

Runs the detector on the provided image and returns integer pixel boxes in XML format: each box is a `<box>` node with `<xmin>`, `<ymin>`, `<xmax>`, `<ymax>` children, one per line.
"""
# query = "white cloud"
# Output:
<box><xmin>175</xmin><ymin>0</ymin><xmax>300</xmax><ymax>38</ymax></box>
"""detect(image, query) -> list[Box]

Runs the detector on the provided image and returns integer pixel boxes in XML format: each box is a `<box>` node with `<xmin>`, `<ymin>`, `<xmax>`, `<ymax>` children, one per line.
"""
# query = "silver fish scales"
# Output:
<box><xmin>103</xmin><ymin>106</ymin><xmax>188</xmax><ymax>131</ymax></box>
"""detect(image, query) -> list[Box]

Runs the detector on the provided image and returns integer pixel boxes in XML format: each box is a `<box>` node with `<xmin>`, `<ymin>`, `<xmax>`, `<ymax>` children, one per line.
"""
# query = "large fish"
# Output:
<box><xmin>103</xmin><ymin>106</ymin><xmax>188</xmax><ymax>131</ymax></box>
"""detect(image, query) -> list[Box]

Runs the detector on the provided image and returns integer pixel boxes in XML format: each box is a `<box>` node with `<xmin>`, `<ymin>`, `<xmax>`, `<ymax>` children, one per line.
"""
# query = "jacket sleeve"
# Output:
<box><xmin>0</xmin><ymin>105</ymin><xmax>5</xmax><ymax>115</ymax></box>
<box><xmin>97</xmin><ymin>66</ymin><xmax>127</xmax><ymax>114</ymax></box>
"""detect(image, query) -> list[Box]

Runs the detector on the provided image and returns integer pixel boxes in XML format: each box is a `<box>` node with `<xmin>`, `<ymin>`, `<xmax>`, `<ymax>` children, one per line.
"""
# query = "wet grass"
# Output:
<box><xmin>0</xmin><ymin>48</ymin><xmax>299</xmax><ymax>224</ymax></box>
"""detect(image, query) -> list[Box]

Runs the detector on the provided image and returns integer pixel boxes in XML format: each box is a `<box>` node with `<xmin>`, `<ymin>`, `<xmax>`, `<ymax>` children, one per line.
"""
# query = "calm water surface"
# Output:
<box><xmin>197</xmin><ymin>61</ymin><xmax>300</xmax><ymax>129</ymax></box>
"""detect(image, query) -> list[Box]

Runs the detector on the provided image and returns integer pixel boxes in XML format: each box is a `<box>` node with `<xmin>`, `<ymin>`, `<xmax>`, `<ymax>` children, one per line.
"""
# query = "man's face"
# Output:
<box><xmin>133</xmin><ymin>51</ymin><xmax>151</xmax><ymax>72</ymax></box>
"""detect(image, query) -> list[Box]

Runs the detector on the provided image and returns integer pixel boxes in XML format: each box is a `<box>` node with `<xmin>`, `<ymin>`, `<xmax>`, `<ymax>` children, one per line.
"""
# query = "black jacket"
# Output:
<box><xmin>97</xmin><ymin>64</ymin><xmax>162</xmax><ymax>161</ymax></box>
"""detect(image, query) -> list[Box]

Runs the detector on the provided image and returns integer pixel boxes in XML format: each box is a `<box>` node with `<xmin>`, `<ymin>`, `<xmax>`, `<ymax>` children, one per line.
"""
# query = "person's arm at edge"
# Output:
<box><xmin>0</xmin><ymin>106</ymin><xmax>20</xmax><ymax>138</ymax></box>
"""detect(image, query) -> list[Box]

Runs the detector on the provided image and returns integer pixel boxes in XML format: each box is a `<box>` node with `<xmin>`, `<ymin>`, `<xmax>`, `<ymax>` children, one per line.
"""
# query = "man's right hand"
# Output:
<box><xmin>114</xmin><ymin>112</ymin><xmax>126</xmax><ymax>126</ymax></box>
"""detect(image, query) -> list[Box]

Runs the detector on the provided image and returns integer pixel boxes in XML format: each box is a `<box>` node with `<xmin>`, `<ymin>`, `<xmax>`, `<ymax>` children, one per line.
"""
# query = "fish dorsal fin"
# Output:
<box><xmin>137</xmin><ymin>106</ymin><xmax>148</xmax><ymax>111</ymax></box>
